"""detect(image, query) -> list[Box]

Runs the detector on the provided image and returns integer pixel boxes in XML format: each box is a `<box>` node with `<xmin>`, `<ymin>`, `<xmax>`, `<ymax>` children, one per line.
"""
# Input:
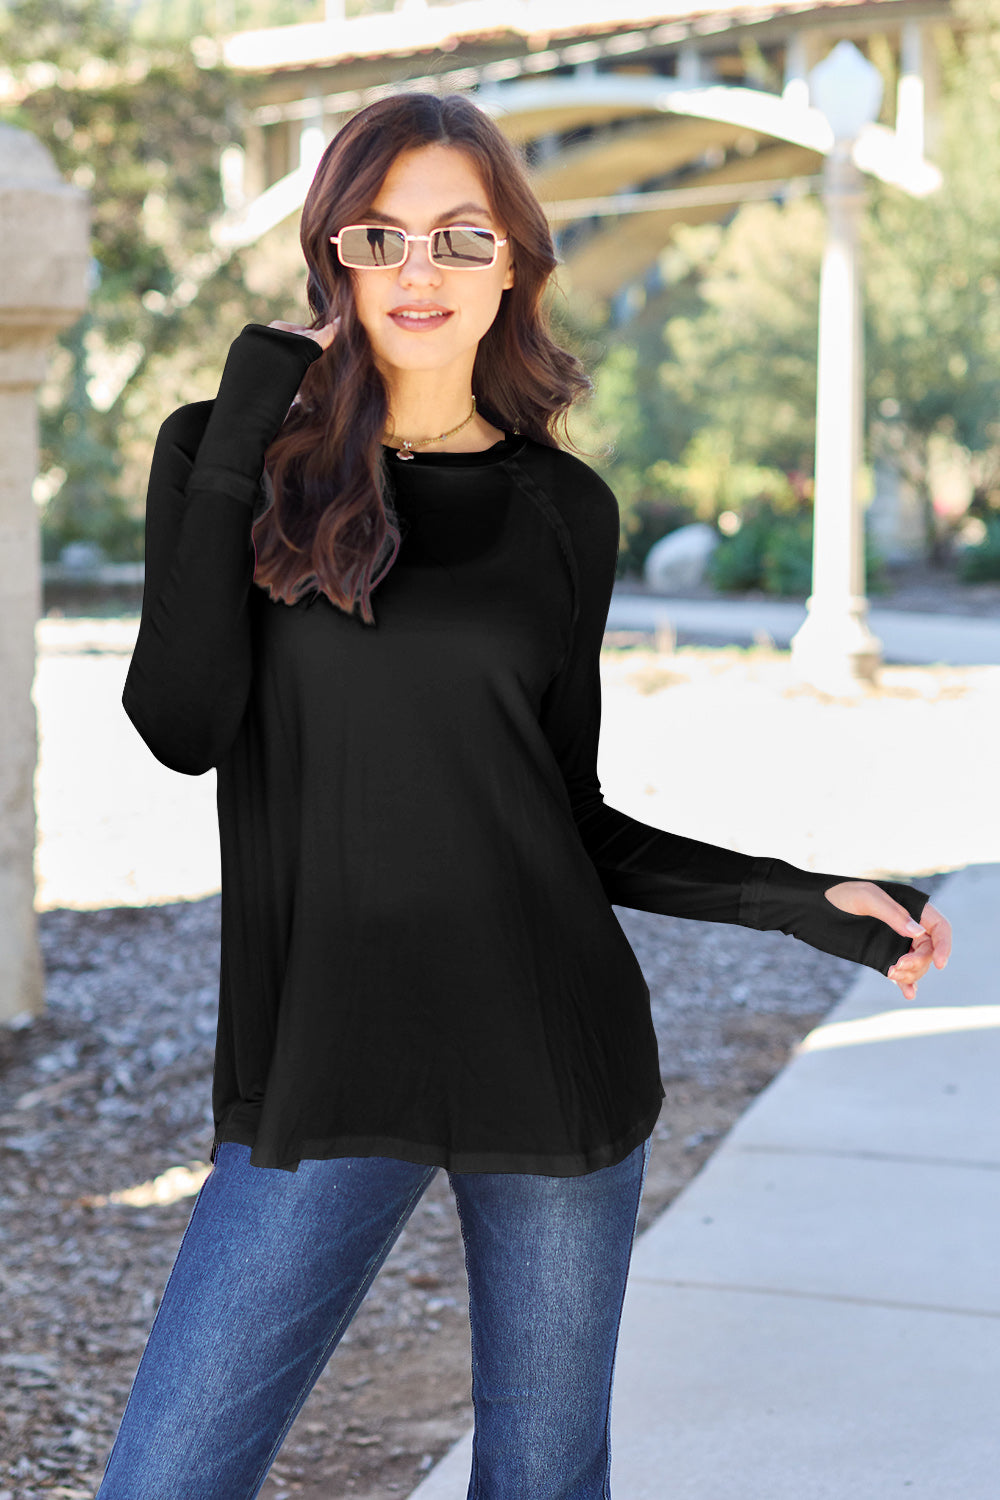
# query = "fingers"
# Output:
<box><xmin>888</xmin><ymin>936</ymin><xmax>947</xmax><ymax>998</ymax></box>
<box><xmin>266</xmin><ymin>319</ymin><xmax>338</xmax><ymax>350</ymax></box>
<box><xmin>888</xmin><ymin>904</ymin><xmax>953</xmax><ymax>994</ymax></box>
<box><xmin>887</xmin><ymin>936</ymin><xmax>932</xmax><ymax>995</ymax></box>
<box><xmin>315</xmin><ymin>317</ymin><xmax>339</xmax><ymax>349</ymax></box>
<box><xmin>887</xmin><ymin>961</ymin><xmax>921</xmax><ymax>1000</ymax></box>
<box><xmin>919</xmin><ymin>903</ymin><xmax>953</xmax><ymax>969</ymax></box>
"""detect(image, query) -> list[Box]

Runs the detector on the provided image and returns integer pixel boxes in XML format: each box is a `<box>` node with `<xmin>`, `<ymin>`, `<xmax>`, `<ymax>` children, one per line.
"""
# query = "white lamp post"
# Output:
<box><xmin>789</xmin><ymin>41</ymin><xmax>886</xmax><ymax>693</ymax></box>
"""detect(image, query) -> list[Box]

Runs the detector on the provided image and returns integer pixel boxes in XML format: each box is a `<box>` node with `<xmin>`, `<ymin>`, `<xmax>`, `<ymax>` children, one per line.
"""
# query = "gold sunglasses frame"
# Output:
<box><xmin>329</xmin><ymin>224</ymin><xmax>508</xmax><ymax>270</ymax></box>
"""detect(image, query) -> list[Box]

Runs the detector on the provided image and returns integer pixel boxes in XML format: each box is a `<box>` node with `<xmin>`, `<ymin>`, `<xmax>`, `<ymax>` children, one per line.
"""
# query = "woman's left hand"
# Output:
<box><xmin>824</xmin><ymin>882</ymin><xmax>952</xmax><ymax>1001</ymax></box>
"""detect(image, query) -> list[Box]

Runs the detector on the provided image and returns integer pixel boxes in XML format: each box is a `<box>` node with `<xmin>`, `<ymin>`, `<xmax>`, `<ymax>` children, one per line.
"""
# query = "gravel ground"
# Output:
<box><xmin>2</xmin><ymin>579</ymin><xmax>976</xmax><ymax>1499</ymax></box>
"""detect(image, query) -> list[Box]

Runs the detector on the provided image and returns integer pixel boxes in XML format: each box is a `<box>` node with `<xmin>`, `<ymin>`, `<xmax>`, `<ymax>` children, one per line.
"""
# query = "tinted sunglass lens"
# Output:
<box><xmin>430</xmin><ymin>228</ymin><xmax>496</xmax><ymax>266</ymax></box>
<box><xmin>338</xmin><ymin>227</ymin><xmax>405</xmax><ymax>267</ymax></box>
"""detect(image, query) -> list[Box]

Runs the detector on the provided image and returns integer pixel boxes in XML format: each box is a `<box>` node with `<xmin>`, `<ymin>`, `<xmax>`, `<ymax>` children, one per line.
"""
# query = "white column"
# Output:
<box><xmin>783</xmin><ymin>33</ymin><xmax>810</xmax><ymax>110</ymax></box>
<box><xmin>299</xmin><ymin>95</ymin><xmax>327</xmax><ymax>175</ymax></box>
<box><xmin>922</xmin><ymin>24</ymin><xmax>942</xmax><ymax>160</ymax></box>
<box><xmin>241</xmin><ymin>121</ymin><xmax>268</xmax><ymax>201</ymax></box>
<box><xmin>0</xmin><ymin>126</ymin><xmax>89</xmax><ymax>1022</ymax></box>
<box><xmin>789</xmin><ymin>144</ymin><xmax>884</xmax><ymax>690</ymax></box>
<box><xmin>677</xmin><ymin>44</ymin><xmax>704</xmax><ymax>85</ymax></box>
<box><xmin>897</xmin><ymin>21</ymin><xmax>925</xmax><ymax>160</ymax></box>
<box><xmin>219</xmin><ymin>143</ymin><xmax>246</xmax><ymax>211</ymax></box>
<box><xmin>534</xmin><ymin>133</ymin><xmax>561</xmax><ymax>165</ymax></box>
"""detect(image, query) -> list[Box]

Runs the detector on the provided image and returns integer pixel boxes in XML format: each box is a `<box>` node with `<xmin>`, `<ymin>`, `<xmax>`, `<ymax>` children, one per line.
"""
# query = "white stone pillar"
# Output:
<box><xmin>0</xmin><ymin>126</ymin><xmax>89</xmax><ymax>1022</ymax></box>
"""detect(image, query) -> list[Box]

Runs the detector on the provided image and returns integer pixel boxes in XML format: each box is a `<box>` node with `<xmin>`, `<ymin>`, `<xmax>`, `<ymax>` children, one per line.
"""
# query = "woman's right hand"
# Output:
<box><xmin>268</xmin><ymin>317</ymin><xmax>339</xmax><ymax>351</ymax></box>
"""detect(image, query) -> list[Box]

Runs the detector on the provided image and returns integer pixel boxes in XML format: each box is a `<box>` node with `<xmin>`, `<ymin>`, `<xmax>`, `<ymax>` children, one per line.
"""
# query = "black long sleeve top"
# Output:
<box><xmin>122</xmin><ymin>323</ymin><xmax>930</xmax><ymax>1175</ymax></box>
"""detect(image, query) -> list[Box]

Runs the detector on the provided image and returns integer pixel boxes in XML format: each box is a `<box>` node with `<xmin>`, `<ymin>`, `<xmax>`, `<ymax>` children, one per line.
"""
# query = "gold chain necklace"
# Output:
<box><xmin>385</xmin><ymin>396</ymin><xmax>477</xmax><ymax>461</ymax></box>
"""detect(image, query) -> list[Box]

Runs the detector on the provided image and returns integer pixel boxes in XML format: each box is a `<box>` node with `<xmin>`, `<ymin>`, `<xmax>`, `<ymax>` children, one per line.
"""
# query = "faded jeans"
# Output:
<box><xmin>94</xmin><ymin>1134</ymin><xmax>652</xmax><ymax>1500</ymax></box>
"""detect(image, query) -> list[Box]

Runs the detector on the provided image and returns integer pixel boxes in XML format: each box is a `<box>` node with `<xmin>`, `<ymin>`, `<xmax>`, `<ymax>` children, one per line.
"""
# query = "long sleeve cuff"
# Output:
<box><xmin>743</xmin><ymin>855</ymin><xmax>931</xmax><ymax>978</ymax></box>
<box><xmin>191</xmin><ymin>323</ymin><xmax>325</xmax><ymax>489</ymax></box>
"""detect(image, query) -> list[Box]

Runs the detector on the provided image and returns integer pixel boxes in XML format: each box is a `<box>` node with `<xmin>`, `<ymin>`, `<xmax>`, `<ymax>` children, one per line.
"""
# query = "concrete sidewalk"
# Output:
<box><xmin>409</xmin><ymin>861</ymin><xmax>998</xmax><ymax>1499</ymax></box>
<box><xmin>34</xmin><ymin>596</ymin><xmax>1000</xmax><ymax>667</ymax></box>
<box><xmin>606</xmin><ymin>590</ymin><xmax>1000</xmax><ymax>665</ymax></box>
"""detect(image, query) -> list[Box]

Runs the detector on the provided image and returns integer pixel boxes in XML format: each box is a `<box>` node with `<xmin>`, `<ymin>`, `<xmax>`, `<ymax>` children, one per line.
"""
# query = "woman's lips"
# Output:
<box><xmin>388</xmin><ymin>306</ymin><xmax>453</xmax><ymax>331</ymax></box>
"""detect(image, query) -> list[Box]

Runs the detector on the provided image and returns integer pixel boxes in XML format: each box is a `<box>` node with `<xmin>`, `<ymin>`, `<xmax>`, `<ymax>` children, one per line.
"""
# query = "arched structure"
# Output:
<box><xmin>475</xmin><ymin>74</ymin><xmax>834</xmax><ymax>302</ymax></box>
<box><xmin>205</xmin><ymin>0</ymin><xmax>952</xmax><ymax>312</ymax></box>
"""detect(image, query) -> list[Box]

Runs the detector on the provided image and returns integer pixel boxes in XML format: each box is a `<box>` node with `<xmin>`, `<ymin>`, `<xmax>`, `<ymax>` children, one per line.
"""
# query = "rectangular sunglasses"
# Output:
<box><xmin>330</xmin><ymin>223</ymin><xmax>507</xmax><ymax>270</ymax></box>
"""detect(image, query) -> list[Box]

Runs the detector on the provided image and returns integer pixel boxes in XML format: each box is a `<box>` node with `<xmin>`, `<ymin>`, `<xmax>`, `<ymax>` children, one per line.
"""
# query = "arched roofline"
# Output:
<box><xmin>476</xmin><ymin>75</ymin><xmax>836</xmax><ymax>156</ymax></box>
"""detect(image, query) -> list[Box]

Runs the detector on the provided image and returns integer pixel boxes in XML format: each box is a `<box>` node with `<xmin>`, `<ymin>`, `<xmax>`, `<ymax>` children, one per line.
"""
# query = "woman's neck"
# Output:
<box><xmin>383</xmin><ymin>368</ymin><xmax>501</xmax><ymax>453</ymax></box>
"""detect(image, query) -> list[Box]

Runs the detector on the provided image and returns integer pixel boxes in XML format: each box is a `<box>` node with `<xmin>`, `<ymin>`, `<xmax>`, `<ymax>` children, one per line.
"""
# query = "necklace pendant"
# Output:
<box><xmin>396</xmin><ymin>446</ymin><xmax>415</xmax><ymax>461</ymax></box>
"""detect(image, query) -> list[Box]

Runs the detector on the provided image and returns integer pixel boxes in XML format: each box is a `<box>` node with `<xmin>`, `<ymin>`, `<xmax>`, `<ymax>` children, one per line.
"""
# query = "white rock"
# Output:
<box><xmin>643</xmin><ymin>522</ymin><xmax>718</xmax><ymax>591</ymax></box>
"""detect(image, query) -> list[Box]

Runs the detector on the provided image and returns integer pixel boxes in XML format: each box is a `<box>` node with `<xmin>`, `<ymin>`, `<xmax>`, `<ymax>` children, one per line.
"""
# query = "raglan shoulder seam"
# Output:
<box><xmin>157</xmin><ymin>398</ymin><xmax>215</xmax><ymax>459</ymax></box>
<box><xmin>514</xmin><ymin>440</ymin><xmax>620</xmax><ymax>540</ymax></box>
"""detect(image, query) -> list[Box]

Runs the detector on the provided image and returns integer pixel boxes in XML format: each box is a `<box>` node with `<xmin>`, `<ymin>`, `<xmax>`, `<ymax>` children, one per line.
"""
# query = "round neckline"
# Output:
<box><xmin>380</xmin><ymin>433</ymin><xmax>527</xmax><ymax>468</ymax></box>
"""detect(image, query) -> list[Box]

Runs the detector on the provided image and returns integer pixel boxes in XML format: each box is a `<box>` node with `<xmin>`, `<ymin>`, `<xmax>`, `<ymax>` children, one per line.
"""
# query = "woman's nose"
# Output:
<box><xmin>399</xmin><ymin>240</ymin><xmax>441</xmax><ymax>287</ymax></box>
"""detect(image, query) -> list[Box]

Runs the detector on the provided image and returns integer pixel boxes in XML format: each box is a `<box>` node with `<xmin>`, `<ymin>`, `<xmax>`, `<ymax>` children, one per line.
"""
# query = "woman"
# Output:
<box><xmin>101</xmin><ymin>92</ymin><xmax>950</xmax><ymax>1500</ymax></box>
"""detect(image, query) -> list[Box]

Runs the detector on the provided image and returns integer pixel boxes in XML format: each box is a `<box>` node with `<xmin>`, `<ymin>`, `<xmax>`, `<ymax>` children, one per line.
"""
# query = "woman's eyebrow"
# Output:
<box><xmin>360</xmin><ymin>202</ymin><xmax>494</xmax><ymax>225</ymax></box>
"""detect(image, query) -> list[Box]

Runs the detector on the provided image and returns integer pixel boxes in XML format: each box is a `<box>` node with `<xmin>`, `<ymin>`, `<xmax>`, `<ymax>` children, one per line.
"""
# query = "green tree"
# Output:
<box><xmin>658</xmin><ymin>201</ymin><xmax>824</xmax><ymax>478</ymax></box>
<box><xmin>864</xmin><ymin>0</ymin><xmax>1000</xmax><ymax>553</ymax></box>
<box><xmin>584</xmin><ymin>0</ymin><xmax>1000</xmax><ymax>574</ymax></box>
<box><xmin>561</xmin><ymin>262</ymin><xmax>721</xmax><ymax>570</ymax></box>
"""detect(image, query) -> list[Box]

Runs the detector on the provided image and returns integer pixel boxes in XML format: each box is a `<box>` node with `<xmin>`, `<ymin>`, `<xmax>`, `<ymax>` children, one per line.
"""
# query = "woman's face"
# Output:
<box><xmin>343</xmin><ymin>143</ymin><xmax>515</xmax><ymax>388</ymax></box>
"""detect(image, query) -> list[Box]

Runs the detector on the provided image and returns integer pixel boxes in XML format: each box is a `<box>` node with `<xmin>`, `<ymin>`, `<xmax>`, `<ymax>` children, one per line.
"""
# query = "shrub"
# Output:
<box><xmin>707</xmin><ymin>504</ymin><xmax>801</xmax><ymax>594</ymax></box>
<box><xmin>707</xmin><ymin>504</ymin><xmax>888</xmax><ymax>596</ymax></box>
<box><xmin>706</xmin><ymin>518</ymin><xmax>770</xmax><ymax>590</ymax></box>
<box><xmin>956</xmin><ymin>517</ymin><xmax>1000</xmax><ymax>582</ymax></box>
<box><xmin>760</xmin><ymin>517</ymin><xmax>814</xmax><ymax>596</ymax></box>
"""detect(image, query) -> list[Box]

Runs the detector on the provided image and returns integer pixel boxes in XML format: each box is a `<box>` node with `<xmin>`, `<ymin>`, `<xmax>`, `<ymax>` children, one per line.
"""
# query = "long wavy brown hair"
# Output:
<box><xmin>251</xmin><ymin>91</ymin><xmax>591</xmax><ymax>624</ymax></box>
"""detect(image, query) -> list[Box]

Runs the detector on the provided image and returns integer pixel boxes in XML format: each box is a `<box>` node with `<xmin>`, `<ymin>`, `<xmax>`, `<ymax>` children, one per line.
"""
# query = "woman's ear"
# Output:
<box><xmin>502</xmin><ymin>258</ymin><xmax>515</xmax><ymax>291</ymax></box>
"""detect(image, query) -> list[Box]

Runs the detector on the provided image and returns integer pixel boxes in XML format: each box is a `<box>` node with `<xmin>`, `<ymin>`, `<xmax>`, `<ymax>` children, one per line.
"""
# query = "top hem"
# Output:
<box><xmin>212</xmin><ymin>1096</ymin><xmax>664</xmax><ymax>1177</ymax></box>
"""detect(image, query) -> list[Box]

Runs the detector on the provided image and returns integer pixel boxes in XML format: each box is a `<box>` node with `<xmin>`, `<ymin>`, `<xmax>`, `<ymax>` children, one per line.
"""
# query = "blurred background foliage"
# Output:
<box><xmin>564</xmin><ymin>0</ymin><xmax>1000</xmax><ymax>582</ymax></box>
<box><xmin>2</xmin><ymin>0</ymin><xmax>1000</xmax><ymax>586</ymax></box>
<box><xmin>0</xmin><ymin>0</ymin><xmax>332</xmax><ymax>563</ymax></box>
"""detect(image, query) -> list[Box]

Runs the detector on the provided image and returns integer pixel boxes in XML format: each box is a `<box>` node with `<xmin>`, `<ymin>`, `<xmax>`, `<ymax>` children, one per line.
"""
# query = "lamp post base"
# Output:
<box><xmin>789</xmin><ymin>592</ymin><xmax>884</xmax><ymax>692</ymax></box>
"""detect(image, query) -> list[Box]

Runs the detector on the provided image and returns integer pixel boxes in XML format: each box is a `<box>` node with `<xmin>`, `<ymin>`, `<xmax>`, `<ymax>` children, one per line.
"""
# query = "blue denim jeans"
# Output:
<box><xmin>94</xmin><ymin>1135</ymin><xmax>652</xmax><ymax>1500</ymax></box>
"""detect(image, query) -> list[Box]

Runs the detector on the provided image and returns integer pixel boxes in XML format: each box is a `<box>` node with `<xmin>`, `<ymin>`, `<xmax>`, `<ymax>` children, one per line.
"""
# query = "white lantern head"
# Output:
<box><xmin>808</xmin><ymin>39</ymin><xmax>885</xmax><ymax>141</ymax></box>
